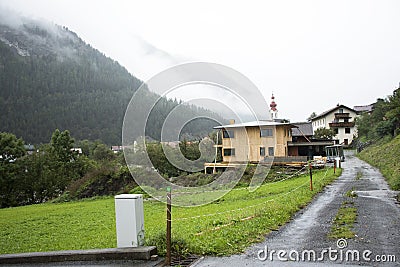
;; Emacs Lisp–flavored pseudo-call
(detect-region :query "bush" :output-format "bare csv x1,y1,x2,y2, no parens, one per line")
63,164,137,200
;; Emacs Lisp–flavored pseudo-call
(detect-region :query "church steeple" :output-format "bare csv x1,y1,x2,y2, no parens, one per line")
269,93,278,120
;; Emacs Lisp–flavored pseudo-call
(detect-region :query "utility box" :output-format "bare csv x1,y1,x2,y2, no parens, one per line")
115,194,145,248
335,157,341,168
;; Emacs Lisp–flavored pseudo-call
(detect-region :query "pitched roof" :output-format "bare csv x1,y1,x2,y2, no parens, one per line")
353,104,374,113
214,120,295,129
312,104,357,120
291,122,313,136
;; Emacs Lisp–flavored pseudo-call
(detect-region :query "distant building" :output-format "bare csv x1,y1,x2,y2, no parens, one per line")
71,148,82,154
111,146,123,153
112,143,138,153
160,141,180,149
311,104,358,146
24,144,35,155
353,104,374,115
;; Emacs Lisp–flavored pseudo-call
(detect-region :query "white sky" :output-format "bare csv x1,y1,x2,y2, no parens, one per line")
0,0,399,122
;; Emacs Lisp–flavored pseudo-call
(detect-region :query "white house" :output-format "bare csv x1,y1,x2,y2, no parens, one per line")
311,104,358,146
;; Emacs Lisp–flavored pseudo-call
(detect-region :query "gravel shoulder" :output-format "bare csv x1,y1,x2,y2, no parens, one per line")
197,151,400,266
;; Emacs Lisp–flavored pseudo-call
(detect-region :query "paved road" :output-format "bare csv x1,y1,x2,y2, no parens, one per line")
196,151,400,266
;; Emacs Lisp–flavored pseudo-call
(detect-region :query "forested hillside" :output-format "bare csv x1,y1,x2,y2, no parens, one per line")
0,16,220,144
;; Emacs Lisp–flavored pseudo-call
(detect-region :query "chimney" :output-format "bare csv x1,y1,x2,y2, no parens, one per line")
229,119,235,125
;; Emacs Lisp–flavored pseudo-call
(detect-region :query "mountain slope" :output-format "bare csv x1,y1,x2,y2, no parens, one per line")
0,15,220,144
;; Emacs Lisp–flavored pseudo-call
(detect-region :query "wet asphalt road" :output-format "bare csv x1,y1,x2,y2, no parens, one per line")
196,151,400,266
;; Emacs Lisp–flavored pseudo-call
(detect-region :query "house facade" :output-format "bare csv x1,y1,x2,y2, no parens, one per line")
311,104,358,146
215,121,293,163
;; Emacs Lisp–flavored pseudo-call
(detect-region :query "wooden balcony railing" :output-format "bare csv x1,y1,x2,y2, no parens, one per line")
334,112,351,119
329,122,355,127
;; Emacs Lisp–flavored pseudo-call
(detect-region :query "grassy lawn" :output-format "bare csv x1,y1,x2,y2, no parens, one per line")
0,168,341,256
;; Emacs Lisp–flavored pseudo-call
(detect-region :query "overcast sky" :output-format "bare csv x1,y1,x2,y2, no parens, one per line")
1,0,399,122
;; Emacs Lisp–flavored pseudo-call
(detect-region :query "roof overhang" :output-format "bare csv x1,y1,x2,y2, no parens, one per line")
287,141,335,147
214,120,298,129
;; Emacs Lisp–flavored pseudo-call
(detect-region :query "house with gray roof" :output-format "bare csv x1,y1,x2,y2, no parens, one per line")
311,104,358,146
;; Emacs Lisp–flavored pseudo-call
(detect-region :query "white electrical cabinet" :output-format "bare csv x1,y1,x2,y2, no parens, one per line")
115,194,145,248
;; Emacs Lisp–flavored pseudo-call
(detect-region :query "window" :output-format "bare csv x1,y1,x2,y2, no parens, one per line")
344,118,349,123
224,148,235,156
344,139,348,145
260,128,273,137
268,147,274,156
338,108,344,113
334,128,339,134
345,128,351,134
260,147,265,156
223,130,234,138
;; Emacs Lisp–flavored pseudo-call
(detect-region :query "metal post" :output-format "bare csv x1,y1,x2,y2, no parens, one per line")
333,159,336,174
213,130,219,174
309,163,313,191
166,187,171,266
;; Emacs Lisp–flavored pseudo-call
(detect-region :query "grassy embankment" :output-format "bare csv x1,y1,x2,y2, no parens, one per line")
0,168,341,256
358,135,400,197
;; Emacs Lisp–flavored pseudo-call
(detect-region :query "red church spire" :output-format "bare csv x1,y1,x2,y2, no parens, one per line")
270,93,277,111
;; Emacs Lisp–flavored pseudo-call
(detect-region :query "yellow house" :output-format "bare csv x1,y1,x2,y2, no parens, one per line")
215,120,294,163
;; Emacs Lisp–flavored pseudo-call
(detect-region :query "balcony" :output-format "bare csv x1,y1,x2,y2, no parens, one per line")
329,122,355,128
334,112,351,119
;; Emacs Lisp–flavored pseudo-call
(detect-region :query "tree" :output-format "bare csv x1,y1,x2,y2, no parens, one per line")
356,87,400,141
92,143,116,161
355,115,372,141
0,132,25,163
146,142,180,177
385,88,400,136
314,127,336,139
376,120,393,138
50,129,75,163
307,112,317,122
179,139,201,161
0,132,25,207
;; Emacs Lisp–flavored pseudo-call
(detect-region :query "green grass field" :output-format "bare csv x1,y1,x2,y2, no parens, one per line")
0,168,340,256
